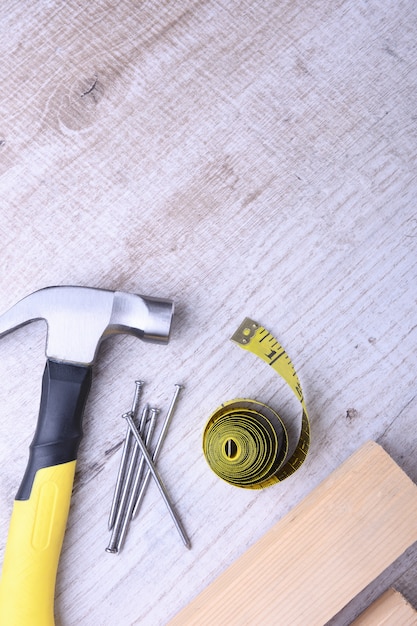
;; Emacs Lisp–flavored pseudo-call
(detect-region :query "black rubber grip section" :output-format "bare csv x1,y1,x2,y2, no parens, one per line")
16,359,92,500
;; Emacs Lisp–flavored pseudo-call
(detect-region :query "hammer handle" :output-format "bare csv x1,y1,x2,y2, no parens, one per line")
18,360,92,500
0,360,92,625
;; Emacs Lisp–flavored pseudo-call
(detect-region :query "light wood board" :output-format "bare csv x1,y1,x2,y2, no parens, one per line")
0,1,416,624
352,589,417,626
169,442,417,625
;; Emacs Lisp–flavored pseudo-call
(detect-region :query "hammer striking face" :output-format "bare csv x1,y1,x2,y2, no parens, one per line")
0,285,174,626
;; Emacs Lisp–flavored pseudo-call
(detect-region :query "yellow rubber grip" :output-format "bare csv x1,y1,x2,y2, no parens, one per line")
0,461,76,626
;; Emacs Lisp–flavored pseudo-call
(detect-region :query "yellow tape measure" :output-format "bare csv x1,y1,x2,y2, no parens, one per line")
203,318,310,489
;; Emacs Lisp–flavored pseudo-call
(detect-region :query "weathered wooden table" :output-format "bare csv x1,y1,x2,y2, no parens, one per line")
0,1,416,624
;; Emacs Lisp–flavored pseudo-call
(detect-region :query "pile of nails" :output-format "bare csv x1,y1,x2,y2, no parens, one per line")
106,380,190,554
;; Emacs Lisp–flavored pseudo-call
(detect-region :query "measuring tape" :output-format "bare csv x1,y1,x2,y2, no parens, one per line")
203,318,310,489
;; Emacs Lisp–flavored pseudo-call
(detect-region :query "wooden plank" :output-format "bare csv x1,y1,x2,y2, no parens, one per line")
351,589,417,626
327,542,417,625
169,442,417,626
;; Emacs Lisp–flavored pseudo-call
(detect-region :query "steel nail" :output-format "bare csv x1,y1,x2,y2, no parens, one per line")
106,404,149,553
132,384,183,519
131,380,145,417
108,380,144,531
116,408,159,552
123,411,191,550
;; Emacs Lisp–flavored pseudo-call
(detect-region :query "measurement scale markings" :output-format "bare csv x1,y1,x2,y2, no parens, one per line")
269,350,286,365
203,318,310,489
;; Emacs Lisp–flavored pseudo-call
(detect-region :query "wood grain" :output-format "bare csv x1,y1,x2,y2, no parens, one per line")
169,442,417,625
327,542,417,625
351,589,417,626
0,0,416,624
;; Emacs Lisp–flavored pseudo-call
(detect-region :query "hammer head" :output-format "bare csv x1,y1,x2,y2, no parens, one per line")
0,286,174,365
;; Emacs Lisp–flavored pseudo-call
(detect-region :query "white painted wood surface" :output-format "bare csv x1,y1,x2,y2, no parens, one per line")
0,1,416,624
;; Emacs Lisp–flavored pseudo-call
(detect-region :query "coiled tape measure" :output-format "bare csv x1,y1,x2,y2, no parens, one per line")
203,318,310,488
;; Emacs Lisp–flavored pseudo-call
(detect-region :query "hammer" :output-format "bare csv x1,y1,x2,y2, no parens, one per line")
0,286,174,625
